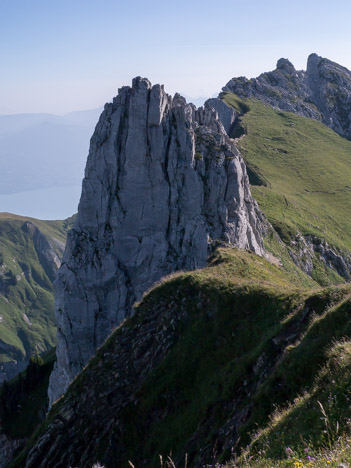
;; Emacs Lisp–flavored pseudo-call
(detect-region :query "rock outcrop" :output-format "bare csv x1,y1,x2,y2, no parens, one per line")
48,77,266,405
223,53,351,139
205,98,237,134
288,234,351,281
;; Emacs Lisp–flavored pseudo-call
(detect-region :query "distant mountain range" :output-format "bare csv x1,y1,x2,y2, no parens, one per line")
0,108,102,218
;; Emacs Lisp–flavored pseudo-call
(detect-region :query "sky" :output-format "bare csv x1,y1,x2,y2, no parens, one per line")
2,0,351,115
1,0,351,219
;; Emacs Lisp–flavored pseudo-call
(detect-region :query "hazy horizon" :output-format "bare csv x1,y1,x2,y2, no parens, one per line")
0,94,207,118
0,108,101,219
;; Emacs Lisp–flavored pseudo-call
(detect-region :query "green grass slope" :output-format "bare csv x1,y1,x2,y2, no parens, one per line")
222,93,351,285
11,247,351,468
225,312,351,467
0,213,72,378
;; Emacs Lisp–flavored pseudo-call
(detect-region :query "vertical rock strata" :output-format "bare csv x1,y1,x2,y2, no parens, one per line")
48,78,265,404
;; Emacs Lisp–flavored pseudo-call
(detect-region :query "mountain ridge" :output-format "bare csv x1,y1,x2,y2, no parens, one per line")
5,53,351,467
13,249,351,468
223,53,351,140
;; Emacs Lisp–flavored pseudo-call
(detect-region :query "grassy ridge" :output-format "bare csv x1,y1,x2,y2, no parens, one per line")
99,253,351,466
225,312,351,467
8,96,351,465
11,247,351,467
9,247,310,466
223,93,351,284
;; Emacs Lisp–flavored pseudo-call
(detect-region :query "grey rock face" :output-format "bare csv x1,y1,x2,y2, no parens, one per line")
224,53,351,139
306,54,351,138
289,234,351,281
205,98,237,134
48,77,265,405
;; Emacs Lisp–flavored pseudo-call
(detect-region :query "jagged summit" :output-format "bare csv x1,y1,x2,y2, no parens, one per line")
276,57,296,73
224,53,351,139
306,52,321,71
306,52,351,76
48,77,266,404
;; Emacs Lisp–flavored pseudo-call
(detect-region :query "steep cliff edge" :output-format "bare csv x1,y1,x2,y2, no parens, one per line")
224,53,351,140
48,77,266,405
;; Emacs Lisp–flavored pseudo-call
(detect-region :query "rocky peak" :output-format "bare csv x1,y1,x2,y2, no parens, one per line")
306,52,321,72
276,57,296,74
224,53,351,139
204,98,237,134
306,54,351,137
48,78,266,405
306,53,351,80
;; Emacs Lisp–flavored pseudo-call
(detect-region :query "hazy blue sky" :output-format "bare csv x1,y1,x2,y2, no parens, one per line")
2,0,351,114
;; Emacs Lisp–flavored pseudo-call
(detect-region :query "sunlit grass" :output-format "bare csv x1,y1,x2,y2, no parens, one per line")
223,93,351,285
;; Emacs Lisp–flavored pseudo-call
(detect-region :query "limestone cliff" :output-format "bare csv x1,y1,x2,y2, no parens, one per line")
224,53,351,140
48,77,265,405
